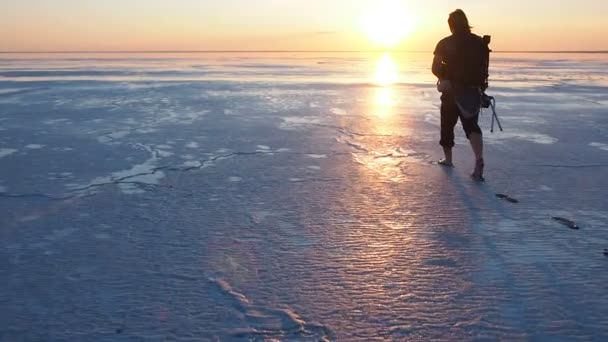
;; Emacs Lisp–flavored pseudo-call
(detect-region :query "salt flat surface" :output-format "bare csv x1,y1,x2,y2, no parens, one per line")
1,52,607,341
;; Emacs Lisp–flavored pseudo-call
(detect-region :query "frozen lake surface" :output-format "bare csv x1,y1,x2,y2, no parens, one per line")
1,52,608,341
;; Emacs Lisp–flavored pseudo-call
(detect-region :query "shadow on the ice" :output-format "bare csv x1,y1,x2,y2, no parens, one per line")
438,165,517,222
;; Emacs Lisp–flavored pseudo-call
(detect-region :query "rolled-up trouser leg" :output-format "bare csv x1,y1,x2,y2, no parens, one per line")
440,95,459,148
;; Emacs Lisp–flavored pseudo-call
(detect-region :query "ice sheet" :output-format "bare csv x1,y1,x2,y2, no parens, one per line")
1,52,607,341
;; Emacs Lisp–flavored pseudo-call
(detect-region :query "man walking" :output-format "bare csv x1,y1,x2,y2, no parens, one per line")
432,9,490,181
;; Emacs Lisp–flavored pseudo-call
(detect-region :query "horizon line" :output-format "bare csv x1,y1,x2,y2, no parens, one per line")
1,50,608,54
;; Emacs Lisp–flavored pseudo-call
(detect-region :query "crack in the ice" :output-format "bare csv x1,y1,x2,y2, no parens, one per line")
0,191,95,201
99,125,151,142
67,167,171,193
174,151,274,172
0,152,270,200
0,192,66,200
295,122,395,137
62,141,167,195
1,149,347,201
96,114,167,142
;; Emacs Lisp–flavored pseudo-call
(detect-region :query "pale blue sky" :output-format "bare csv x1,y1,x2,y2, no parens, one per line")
1,0,606,51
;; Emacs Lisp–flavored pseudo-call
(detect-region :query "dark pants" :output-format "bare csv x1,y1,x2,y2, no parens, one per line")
440,93,482,148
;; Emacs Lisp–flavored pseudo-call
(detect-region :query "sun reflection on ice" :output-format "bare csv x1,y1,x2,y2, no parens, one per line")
375,54,399,86
376,87,396,109
372,53,400,121
373,54,399,119
348,53,411,182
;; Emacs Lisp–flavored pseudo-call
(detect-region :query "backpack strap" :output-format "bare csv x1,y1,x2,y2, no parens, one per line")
482,35,492,90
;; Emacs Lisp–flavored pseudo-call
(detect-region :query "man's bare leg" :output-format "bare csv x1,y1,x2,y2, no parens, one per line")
469,132,484,179
439,146,453,166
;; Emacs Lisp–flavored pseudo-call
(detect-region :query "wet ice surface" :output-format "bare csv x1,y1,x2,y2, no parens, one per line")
1,52,608,341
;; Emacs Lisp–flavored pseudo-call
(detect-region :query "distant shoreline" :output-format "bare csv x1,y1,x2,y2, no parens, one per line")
1,50,607,54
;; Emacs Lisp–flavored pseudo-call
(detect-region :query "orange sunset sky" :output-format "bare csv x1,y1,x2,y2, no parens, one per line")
1,0,607,52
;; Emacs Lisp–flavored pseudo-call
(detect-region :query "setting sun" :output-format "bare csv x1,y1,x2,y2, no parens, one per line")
361,0,416,48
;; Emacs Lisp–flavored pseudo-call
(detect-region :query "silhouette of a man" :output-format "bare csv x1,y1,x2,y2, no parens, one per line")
432,9,489,181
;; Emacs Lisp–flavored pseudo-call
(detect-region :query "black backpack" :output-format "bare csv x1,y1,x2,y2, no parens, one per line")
445,33,491,89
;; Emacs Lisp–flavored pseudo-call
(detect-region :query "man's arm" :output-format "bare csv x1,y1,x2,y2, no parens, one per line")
432,54,445,79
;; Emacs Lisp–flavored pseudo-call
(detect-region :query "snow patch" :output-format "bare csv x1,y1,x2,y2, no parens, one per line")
279,116,322,131
158,150,174,157
68,148,164,195
330,107,348,116
0,88,27,95
0,148,18,158
53,147,74,152
590,142,608,151
137,128,158,134
491,131,558,145
42,118,70,125
25,144,45,149
307,154,327,159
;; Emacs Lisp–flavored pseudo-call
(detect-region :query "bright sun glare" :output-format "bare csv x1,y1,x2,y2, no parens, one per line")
362,0,415,48
373,54,399,117
375,54,399,85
